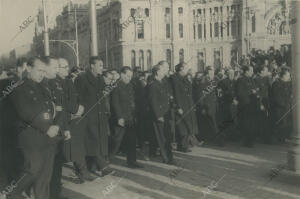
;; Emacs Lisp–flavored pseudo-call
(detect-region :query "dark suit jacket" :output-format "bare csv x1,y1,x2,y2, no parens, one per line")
10,78,55,150
170,73,198,135
148,79,171,119
74,70,109,156
236,76,257,106
111,81,135,123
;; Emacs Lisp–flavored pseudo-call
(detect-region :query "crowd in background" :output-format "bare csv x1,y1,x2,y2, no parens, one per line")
0,45,293,199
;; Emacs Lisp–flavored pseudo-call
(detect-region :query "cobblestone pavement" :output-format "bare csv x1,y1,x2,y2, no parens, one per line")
60,142,300,199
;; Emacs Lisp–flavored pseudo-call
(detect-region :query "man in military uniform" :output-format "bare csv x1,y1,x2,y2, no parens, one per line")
111,66,143,168
56,58,94,184
254,66,271,143
148,61,175,164
0,58,27,186
236,66,258,147
41,57,71,199
7,57,59,199
170,62,198,153
217,69,237,140
75,57,113,177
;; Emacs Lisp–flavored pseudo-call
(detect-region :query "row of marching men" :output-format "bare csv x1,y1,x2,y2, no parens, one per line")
0,56,202,199
0,55,292,199
191,64,292,148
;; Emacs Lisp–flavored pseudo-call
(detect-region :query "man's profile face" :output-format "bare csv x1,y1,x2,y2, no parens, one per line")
92,60,104,75
58,59,69,78
246,67,253,77
121,70,133,84
28,59,45,83
104,73,113,85
44,59,59,79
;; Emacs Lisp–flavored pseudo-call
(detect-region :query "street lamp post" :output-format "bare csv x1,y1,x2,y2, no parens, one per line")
287,0,300,174
75,8,80,67
42,0,50,56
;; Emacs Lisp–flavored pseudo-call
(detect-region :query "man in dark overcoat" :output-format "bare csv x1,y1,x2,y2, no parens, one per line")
270,68,292,143
236,66,258,147
111,66,143,168
74,57,113,177
170,62,198,152
148,61,175,164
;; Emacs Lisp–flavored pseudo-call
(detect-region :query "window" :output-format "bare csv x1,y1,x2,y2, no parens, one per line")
165,8,170,15
210,23,212,38
166,24,171,39
179,23,183,38
204,23,206,39
145,8,149,17
252,15,256,33
166,49,172,68
139,50,144,70
178,7,183,14
231,20,236,37
179,49,184,63
113,19,119,41
193,24,196,39
227,21,230,36
197,9,201,15
221,22,223,37
137,21,144,39
198,24,202,39
147,50,152,70
214,22,219,37
237,19,240,36
131,50,136,68
193,10,195,16
197,52,205,72
130,8,135,17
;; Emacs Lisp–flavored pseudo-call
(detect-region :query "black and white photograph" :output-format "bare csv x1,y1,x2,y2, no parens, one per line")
0,0,299,198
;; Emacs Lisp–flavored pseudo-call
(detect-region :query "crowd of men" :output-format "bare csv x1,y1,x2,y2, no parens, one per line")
0,46,293,199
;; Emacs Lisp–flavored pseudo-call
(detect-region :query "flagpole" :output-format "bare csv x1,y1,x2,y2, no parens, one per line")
89,0,98,56
42,0,50,56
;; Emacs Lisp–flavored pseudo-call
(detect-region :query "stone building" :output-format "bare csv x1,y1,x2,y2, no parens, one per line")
35,0,291,71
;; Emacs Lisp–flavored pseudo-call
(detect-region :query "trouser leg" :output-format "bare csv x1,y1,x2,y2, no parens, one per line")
50,144,64,199
110,127,125,157
153,121,169,162
34,146,55,199
124,126,137,164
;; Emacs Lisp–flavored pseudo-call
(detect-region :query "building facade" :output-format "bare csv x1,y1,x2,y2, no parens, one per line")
36,0,291,71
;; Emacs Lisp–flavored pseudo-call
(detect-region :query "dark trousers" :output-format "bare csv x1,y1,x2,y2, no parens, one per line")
9,146,55,199
50,143,64,199
152,114,173,162
86,155,108,172
176,133,189,150
239,104,256,146
111,125,137,164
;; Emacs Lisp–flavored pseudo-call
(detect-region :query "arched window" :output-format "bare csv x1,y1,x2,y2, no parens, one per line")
139,50,144,70
131,50,136,68
145,8,149,17
130,8,136,17
146,50,152,70
178,7,183,14
252,15,256,33
179,49,184,63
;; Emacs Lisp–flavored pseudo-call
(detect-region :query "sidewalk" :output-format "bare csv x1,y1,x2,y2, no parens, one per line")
61,142,300,199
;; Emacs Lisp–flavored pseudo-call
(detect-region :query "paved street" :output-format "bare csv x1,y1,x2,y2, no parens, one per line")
61,142,300,199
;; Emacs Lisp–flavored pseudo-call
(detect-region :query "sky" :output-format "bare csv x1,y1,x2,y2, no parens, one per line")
0,0,85,56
